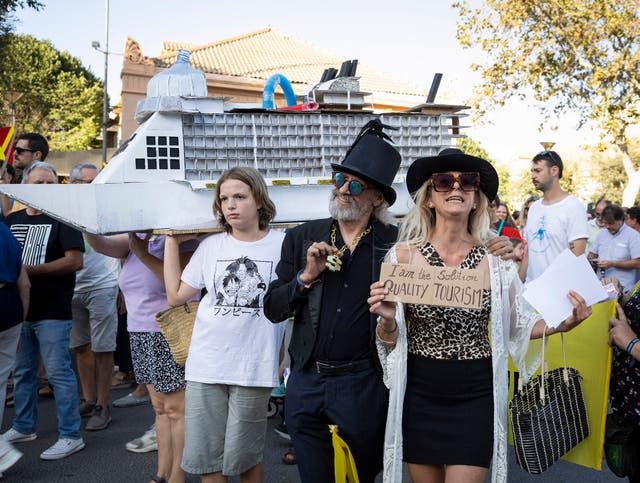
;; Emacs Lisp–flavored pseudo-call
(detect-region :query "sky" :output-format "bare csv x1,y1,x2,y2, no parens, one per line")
12,0,595,164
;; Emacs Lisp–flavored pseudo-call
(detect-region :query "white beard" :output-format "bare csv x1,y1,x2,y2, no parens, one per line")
328,190,371,221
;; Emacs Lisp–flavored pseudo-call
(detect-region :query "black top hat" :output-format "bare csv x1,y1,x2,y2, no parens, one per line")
331,120,401,205
406,148,499,200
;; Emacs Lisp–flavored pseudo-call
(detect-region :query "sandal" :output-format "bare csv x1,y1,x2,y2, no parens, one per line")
111,371,135,389
281,448,297,465
150,476,167,483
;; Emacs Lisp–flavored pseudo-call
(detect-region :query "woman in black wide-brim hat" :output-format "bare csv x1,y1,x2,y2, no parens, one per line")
367,148,592,483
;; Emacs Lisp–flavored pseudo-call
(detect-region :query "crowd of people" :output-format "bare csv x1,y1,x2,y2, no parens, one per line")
1,127,640,483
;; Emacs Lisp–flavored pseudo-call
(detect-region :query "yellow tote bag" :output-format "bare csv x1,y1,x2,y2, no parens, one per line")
329,425,360,483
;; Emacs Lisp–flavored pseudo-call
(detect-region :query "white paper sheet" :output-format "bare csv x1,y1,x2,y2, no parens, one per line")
523,248,609,328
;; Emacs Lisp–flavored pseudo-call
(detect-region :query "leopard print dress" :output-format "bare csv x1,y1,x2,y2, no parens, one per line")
402,242,494,468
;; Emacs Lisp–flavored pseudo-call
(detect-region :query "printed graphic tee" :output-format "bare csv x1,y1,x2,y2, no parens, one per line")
181,230,286,387
6,210,84,321
524,195,588,283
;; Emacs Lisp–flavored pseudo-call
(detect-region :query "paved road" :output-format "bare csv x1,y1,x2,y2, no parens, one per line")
0,386,625,482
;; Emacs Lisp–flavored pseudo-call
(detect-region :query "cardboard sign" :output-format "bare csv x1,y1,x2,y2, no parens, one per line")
380,262,485,309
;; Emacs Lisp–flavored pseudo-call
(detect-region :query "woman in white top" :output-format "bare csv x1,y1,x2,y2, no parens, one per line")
164,167,286,483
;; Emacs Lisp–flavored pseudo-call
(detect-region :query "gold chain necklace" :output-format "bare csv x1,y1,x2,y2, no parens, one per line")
325,223,372,272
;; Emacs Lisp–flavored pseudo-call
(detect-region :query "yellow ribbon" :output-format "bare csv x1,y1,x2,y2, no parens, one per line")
329,424,360,483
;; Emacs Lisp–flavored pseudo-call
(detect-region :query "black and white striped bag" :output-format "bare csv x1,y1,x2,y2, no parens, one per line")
509,331,590,474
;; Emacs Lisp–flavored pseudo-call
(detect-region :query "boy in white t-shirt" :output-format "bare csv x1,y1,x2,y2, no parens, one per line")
164,167,287,481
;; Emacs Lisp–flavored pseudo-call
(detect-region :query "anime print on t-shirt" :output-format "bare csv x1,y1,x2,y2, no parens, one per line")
214,256,272,309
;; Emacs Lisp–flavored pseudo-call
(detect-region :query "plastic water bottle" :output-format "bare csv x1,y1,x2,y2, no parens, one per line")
146,49,208,98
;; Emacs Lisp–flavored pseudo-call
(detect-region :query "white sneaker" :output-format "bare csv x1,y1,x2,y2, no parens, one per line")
0,440,23,472
1,428,36,443
39,437,85,460
125,425,157,453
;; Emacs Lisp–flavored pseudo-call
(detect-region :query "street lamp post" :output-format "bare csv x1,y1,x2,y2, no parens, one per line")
4,90,24,127
92,0,110,166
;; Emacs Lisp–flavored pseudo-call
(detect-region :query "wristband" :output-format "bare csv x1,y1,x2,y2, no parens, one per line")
296,269,319,290
626,337,639,368
626,337,639,355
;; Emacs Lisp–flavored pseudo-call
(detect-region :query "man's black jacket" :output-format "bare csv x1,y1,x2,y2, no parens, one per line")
264,217,398,372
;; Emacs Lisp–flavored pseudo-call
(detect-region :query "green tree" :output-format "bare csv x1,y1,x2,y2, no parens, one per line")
457,137,492,161
0,0,42,41
454,1,640,205
508,157,580,205
504,165,537,210
589,139,640,206
0,34,104,150
458,137,516,206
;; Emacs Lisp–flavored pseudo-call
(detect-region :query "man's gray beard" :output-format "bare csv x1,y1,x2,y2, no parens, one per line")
328,190,370,222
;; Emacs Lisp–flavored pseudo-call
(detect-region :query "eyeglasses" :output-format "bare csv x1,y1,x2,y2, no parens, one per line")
431,172,480,192
14,147,37,155
332,172,367,196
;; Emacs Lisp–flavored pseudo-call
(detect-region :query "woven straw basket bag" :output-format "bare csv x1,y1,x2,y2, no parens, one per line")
155,302,199,366
509,331,589,474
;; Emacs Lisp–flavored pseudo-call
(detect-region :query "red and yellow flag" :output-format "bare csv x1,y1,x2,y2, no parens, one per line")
0,126,15,163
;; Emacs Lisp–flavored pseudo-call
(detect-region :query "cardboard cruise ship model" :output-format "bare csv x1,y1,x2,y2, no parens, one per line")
0,51,468,234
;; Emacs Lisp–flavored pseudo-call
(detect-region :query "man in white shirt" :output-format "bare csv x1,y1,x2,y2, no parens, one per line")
586,198,611,253
588,204,640,292
522,150,589,282
68,164,119,432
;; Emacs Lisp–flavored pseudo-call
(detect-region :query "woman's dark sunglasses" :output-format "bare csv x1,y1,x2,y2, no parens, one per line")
431,172,480,192
332,172,367,196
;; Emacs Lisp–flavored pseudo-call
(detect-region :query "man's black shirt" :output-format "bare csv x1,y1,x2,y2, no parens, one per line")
313,225,373,362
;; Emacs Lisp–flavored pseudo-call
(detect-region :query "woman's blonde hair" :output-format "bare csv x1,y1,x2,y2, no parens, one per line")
213,167,276,232
397,177,494,247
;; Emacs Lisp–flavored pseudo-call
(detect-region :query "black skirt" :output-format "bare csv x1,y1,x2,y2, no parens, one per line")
403,352,493,468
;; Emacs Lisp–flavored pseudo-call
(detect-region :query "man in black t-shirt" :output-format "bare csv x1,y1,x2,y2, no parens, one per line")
1,161,86,461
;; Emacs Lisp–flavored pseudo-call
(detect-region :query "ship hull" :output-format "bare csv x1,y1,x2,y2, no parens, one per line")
0,181,413,234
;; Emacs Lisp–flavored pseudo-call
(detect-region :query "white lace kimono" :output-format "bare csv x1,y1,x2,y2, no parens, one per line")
377,250,544,483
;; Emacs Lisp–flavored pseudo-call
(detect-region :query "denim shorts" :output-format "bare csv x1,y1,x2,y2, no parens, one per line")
181,381,271,475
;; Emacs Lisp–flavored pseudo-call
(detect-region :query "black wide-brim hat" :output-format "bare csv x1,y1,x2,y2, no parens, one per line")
406,148,499,200
331,120,401,206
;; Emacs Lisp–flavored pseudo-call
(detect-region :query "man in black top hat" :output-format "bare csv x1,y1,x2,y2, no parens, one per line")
264,120,399,482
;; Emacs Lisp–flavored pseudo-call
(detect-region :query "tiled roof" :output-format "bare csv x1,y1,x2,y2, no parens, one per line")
156,28,427,97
